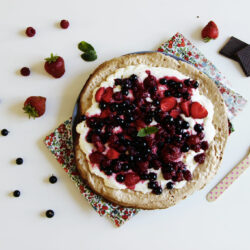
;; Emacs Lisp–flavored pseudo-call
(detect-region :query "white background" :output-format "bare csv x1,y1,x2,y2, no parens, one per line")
0,0,249,249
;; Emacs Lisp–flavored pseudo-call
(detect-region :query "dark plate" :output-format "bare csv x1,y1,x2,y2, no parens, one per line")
71,51,187,142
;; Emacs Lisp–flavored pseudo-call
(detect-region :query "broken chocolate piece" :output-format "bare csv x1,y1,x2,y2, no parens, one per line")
219,36,248,60
236,45,250,77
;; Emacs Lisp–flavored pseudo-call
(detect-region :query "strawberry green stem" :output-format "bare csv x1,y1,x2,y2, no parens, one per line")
45,53,59,63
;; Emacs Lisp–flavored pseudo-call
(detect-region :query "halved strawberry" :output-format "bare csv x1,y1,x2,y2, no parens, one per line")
160,97,176,112
190,102,208,119
106,148,120,159
89,152,105,164
170,107,181,118
95,87,105,102
102,87,113,103
124,172,140,188
180,101,191,116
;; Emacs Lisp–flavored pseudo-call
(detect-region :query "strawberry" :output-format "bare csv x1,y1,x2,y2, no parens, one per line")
180,101,191,116
160,97,176,112
102,87,113,103
23,96,46,118
106,148,120,160
89,152,105,164
100,109,111,118
169,107,181,118
124,172,140,187
44,53,65,78
201,21,219,42
190,102,208,119
95,87,105,102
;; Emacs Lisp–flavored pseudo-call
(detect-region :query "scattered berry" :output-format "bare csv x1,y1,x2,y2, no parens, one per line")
44,53,65,78
20,67,30,76
25,27,36,37
49,175,57,184
45,209,54,218
16,158,23,165
60,20,69,29
201,21,219,42
23,96,46,118
1,129,9,136
13,190,21,197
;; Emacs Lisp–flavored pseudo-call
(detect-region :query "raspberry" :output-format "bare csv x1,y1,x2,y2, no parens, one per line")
183,170,192,181
194,153,206,164
201,141,209,151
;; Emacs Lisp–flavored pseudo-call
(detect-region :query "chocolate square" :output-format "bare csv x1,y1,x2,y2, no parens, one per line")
219,36,248,60
236,45,250,77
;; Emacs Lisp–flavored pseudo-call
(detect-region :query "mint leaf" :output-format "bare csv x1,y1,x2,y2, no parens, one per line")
78,41,95,53
137,126,158,137
81,50,97,61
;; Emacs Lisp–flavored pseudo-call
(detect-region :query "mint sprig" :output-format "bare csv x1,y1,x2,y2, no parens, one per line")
78,41,97,62
137,126,158,137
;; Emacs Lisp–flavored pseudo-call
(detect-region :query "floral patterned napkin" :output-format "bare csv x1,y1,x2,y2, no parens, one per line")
44,33,247,227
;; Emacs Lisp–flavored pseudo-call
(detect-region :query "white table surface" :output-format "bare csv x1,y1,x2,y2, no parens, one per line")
0,0,250,249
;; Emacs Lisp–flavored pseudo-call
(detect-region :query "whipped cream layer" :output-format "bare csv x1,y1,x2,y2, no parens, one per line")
76,65,215,193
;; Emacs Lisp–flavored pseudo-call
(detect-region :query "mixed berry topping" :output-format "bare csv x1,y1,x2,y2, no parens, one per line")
83,72,209,194
25,27,36,37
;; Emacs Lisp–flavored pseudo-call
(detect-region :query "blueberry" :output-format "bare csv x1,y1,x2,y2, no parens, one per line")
165,115,174,124
99,102,107,110
140,173,149,180
182,92,190,100
80,115,86,122
13,190,20,197
182,132,190,139
181,121,190,129
46,210,54,218
49,175,57,184
167,80,176,87
173,92,182,98
130,74,138,82
115,79,122,86
165,137,172,144
164,90,171,97
105,168,113,176
175,127,183,135
184,79,190,86
166,182,174,189
153,186,162,195
173,135,182,143
149,172,157,181
126,116,135,123
86,131,94,143
153,99,160,106
192,81,199,89
159,78,168,85
194,124,203,133
174,118,182,127
181,144,190,152
148,181,157,189
116,174,125,183
122,163,130,171
16,158,23,165
124,79,132,89
122,88,129,96
145,116,153,125
1,129,9,136
128,155,134,162
135,155,142,161
175,82,183,89
124,140,131,146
